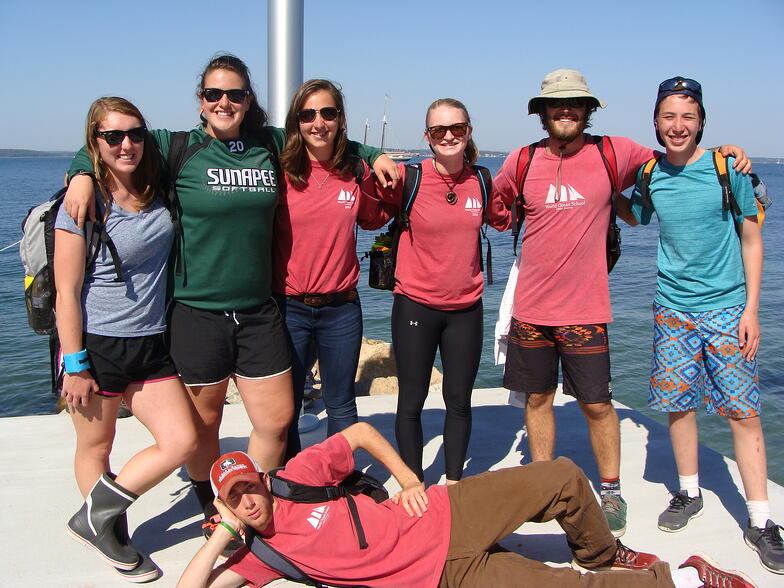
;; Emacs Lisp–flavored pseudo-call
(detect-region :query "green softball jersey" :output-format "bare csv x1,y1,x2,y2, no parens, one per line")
68,126,381,311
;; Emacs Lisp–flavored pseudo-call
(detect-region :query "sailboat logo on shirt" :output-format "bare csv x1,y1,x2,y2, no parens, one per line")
464,196,482,217
307,505,330,530
544,184,586,210
337,189,356,209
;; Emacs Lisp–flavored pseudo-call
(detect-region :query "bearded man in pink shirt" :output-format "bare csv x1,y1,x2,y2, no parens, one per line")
492,69,750,538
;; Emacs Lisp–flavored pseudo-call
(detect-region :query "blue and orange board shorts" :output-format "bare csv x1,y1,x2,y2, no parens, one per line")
649,304,759,418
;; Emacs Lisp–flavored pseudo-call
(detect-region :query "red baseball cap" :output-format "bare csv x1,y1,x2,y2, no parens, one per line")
210,451,263,500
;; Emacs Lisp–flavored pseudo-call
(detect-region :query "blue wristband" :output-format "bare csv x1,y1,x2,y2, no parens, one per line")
63,349,91,374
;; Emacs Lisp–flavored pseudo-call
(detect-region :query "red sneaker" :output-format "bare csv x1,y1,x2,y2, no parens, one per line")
572,539,661,572
679,554,757,588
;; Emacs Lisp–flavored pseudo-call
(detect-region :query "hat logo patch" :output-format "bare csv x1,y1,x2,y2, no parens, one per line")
220,458,237,470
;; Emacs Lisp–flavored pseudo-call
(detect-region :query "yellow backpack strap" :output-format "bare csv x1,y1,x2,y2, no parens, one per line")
638,156,659,208
712,151,742,216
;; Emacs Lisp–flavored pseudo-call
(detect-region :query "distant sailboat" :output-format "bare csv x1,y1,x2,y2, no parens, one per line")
380,95,414,162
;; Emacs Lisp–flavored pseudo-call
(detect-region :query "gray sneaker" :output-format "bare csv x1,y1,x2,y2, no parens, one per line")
601,494,627,538
744,519,784,574
658,490,703,532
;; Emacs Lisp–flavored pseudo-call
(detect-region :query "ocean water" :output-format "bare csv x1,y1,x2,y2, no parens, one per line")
1,156,782,484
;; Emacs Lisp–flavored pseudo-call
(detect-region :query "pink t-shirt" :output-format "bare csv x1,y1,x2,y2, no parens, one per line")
223,434,452,588
381,159,510,310
493,135,653,325
273,160,391,295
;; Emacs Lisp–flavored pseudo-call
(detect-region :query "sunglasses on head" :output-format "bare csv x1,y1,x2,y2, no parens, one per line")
95,127,147,146
297,107,341,123
426,123,470,141
658,77,702,96
547,97,588,109
201,88,250,104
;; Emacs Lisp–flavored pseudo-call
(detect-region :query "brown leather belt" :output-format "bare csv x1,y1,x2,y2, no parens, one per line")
289,289,358,308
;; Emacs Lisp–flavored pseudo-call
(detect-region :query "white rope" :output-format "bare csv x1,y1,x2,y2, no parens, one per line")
0,239,21,252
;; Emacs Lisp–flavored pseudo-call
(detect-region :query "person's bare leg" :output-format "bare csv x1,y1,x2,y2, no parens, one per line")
237,370,294,471
114,378,198,495
525,390,557,461
728,415,768,501
579,400,620,479
70,395,122,496
668,410,699,478
184,379,230,480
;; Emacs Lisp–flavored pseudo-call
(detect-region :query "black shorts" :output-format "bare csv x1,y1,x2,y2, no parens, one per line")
503,319,612,403
80,332,179,397
168,299,291,386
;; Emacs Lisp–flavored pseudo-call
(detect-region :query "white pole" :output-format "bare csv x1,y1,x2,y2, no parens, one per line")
267,0,304,127
268,0,319,434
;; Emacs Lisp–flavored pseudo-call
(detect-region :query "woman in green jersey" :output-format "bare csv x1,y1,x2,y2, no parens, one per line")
63,54,398,553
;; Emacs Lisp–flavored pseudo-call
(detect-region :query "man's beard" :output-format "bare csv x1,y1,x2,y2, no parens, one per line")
545,115,588,144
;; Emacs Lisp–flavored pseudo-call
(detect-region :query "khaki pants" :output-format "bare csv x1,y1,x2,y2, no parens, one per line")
438,458,674,587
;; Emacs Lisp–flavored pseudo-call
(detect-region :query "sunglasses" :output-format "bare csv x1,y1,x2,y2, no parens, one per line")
658,77,702,97
426,123,470,141
201,88,250,104
297,107,341,123
95,127,147,147
546,98,589,109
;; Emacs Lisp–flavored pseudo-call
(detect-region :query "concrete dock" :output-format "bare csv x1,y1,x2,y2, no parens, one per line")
2,388,782,587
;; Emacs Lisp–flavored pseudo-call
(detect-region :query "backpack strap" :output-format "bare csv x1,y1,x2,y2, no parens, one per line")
593,136,619,197
246,531,324,587
89,191,124,283
512,142,538,255
267,469,370,550
399,163,422,230
165,131,213,282
473,164,493,285
638,156,660,209
713,151,742,217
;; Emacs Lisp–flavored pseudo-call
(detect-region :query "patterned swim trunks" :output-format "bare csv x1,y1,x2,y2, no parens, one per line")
649,304,759,418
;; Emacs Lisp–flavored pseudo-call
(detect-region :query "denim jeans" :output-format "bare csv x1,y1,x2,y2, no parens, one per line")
277,296,362,455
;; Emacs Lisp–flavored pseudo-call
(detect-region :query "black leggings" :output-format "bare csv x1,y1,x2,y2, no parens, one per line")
392,294,483,481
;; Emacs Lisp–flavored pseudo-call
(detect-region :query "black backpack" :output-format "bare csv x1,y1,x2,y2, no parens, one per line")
246,469,389,587
368,163,494,290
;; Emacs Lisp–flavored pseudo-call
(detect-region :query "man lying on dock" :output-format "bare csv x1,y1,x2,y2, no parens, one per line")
178,422,756,587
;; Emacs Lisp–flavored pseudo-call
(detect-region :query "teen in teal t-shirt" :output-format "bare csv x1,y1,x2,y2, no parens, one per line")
630,152,757,312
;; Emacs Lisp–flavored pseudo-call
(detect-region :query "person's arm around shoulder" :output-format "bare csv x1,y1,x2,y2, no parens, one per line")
357,163,396,230
615,194,639,227
738,215,762,361
339,422,428,517
177,500,248,588
716,145,751,174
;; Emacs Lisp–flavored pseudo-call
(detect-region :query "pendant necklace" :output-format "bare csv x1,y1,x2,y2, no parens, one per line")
433,160,465,204
312,169,331,190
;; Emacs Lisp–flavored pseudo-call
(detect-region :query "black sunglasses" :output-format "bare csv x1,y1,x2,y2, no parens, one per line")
297,107,341,123
658,77,702,96
201,88,250,104
546,98,589,109
95,127,147,146
426,123,470,141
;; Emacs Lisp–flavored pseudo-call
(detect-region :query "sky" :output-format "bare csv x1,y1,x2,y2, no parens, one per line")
1,0,782,156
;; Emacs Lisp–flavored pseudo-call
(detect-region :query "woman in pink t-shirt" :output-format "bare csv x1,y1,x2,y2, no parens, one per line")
383,99,509,483
273,80,392,456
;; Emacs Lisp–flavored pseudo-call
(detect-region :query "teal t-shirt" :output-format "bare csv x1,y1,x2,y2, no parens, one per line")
630,152,757,312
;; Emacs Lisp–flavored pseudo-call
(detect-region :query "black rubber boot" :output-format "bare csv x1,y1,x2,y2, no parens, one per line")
112,514,161,583
67,473,141,570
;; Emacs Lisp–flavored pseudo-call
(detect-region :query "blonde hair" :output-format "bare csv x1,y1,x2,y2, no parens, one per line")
425,98,478,166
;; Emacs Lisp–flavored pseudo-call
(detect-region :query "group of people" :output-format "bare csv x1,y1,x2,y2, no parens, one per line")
51,54,780,587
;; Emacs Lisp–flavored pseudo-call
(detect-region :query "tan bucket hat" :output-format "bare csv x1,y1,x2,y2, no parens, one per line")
527,69,607,114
